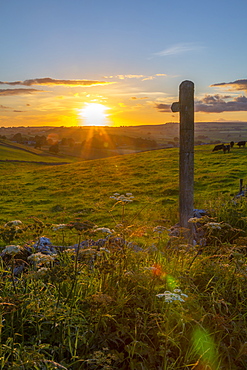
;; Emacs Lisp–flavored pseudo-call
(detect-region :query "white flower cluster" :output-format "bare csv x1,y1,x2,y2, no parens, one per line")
110,193,134,203
204,222,222,230
2,245,22,256
94,227,114,234
156,289,188,303
188,217,200,224
4,220,22,227
99,247,110,254
52,224,68,231
28,252,55,266
153,226,167,234
36,267,49,277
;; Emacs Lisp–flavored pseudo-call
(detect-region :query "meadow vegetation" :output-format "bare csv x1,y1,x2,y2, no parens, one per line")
1,144,247,369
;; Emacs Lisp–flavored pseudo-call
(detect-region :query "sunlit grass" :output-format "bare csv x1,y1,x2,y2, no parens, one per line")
1,144,247,368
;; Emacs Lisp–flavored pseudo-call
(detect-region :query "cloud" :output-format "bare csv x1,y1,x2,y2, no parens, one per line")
195,94,247,113
13,110,25,112
0,104,11,109
104,73,166,81
0,78,113,87
211,79,247,92
131,96,148,100
105,74,144,80
0,88,41,96
155,103,171,112
154,94,247,113
154,42,204,56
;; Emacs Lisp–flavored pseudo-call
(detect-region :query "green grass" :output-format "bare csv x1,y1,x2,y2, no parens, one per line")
1,144,246,226
0,140,77,163
1,144,247,369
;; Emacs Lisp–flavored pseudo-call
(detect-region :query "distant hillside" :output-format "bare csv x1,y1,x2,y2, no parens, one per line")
0,139,76,164
1,121,247,160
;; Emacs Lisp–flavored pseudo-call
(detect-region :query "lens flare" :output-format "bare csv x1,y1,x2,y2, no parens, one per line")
192,326,219,369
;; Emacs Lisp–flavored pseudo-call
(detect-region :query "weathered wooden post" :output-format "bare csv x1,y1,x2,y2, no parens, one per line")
171,80,194,228
239,179,243,194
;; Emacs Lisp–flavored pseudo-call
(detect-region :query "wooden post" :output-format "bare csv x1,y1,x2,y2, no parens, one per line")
239,179,243,194
171,80,194,228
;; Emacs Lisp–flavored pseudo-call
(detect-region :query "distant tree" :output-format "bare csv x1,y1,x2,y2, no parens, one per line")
67,138,75,148
12,133,23,143
49,143,59,154
34,135,47,149
61,138,68,146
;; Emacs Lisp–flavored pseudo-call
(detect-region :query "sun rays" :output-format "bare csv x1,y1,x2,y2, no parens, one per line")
79,103,110,127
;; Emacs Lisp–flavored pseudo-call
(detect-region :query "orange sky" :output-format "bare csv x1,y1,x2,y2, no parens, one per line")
1,76,247,127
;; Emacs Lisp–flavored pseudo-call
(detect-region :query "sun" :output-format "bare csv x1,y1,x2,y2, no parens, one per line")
79,103,110,126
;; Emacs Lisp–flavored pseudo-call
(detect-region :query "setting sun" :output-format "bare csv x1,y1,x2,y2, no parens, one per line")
79,103,110,126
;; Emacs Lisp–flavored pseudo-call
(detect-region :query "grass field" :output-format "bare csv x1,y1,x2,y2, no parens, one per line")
1,143,247,369
0,140,78,163
0,144,246,227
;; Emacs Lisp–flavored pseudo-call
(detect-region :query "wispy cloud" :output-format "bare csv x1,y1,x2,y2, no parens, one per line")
154,42,204,57
211,79,247,92
0,104,11,109
154,103,171,112
0,88,41,96
104,74,166,81
0,77,113,87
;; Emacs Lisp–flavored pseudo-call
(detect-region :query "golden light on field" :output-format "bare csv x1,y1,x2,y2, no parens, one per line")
79,103,110,126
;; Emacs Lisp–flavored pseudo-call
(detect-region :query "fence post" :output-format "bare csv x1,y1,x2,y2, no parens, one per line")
239,179,243,194
171,80,194,228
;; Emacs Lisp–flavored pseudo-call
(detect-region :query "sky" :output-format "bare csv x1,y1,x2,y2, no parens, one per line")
1,0,247,127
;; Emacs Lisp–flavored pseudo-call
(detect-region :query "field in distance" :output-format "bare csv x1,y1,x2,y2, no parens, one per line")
0,138,79,164
1,121,247,160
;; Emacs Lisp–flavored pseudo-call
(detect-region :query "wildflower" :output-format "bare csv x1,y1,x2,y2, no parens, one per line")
156,289,188,302
153,225,167,233
205,222,222,230
110,193,134,203
99,247,110,253
188,217,200,224
152,263,163,277
124,271,134,276
4,220,22,227
28,252,55,266
94,227,114,234
37,237,52,245
35,267,49,277
52,224,68,231
148,263,165,277
2,245,22,256
64,248,75,254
